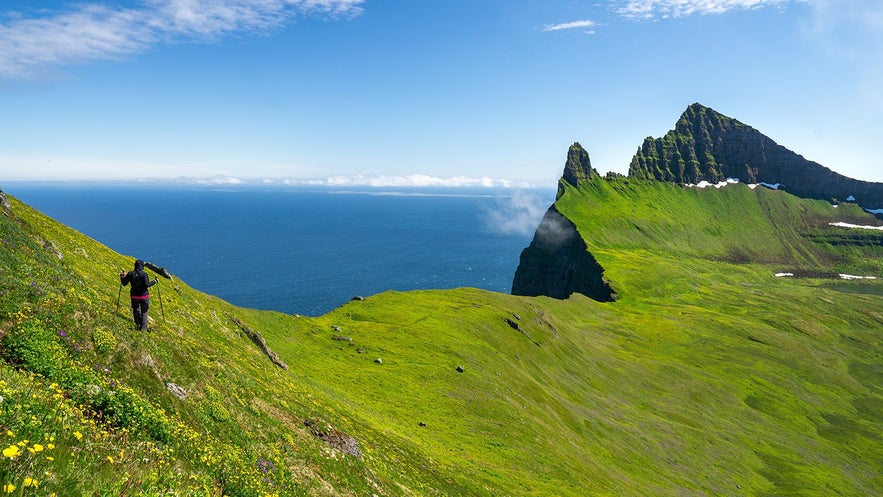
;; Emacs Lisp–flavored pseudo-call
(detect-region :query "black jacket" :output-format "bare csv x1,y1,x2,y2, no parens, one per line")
121,260,156,297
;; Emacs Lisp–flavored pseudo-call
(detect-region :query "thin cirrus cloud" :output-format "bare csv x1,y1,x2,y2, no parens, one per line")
542,19,596,32
542,1,800,34
0,0,364,80
614,0,797,20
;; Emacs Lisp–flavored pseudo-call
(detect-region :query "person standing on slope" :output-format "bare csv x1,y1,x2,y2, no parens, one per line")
120,259,157,331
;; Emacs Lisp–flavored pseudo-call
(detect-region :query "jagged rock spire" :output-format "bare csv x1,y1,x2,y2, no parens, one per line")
561,142,598,194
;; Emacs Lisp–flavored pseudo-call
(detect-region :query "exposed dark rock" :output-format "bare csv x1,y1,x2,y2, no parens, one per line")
512,206,615,302
629,103,883,209
374,357,383,364
304,418,362,459
144,261,172,280
351,295,364,301
228,315,289,370
504,317,542,347
332,335,352,342
456,366,465,373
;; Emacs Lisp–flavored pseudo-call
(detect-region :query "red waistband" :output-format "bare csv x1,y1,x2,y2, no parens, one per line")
130,295,149,300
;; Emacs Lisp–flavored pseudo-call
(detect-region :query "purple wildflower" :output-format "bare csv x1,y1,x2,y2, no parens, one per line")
257,457,275,474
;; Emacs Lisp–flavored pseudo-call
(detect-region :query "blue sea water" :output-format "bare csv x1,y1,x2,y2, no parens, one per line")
8,184,553,316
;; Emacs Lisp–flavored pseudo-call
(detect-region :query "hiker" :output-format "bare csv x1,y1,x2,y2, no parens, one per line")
119,259,158,331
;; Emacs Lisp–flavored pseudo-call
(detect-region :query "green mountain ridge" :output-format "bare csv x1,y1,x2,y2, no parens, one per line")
628,103,883,210
1,125,882,494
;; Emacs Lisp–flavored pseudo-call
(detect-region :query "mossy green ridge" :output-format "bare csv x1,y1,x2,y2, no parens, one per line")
628,103,883,209
1,174,882,496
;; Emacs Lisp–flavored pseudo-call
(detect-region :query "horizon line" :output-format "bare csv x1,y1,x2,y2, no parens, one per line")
2,174,559,190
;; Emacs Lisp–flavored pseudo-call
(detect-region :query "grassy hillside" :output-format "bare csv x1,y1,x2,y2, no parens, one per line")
1,180,881,496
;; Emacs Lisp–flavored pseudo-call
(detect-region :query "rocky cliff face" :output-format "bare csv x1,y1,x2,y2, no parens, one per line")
514,106,883,302
512,143,614,302
628,103,883,209
511,207,614,301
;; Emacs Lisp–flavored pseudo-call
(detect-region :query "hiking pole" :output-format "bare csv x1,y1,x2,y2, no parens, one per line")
155,278,166,323
116,280,123,313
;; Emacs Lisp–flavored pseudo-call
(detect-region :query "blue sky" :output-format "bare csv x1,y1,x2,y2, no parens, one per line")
1,0,881,187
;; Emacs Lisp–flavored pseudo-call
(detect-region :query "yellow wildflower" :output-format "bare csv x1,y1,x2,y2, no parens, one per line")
22,477,38,488
107,456,114,464
73,431,83,440
2,445,19,458
31,444,43,452
4,431,12,437
46,444,55,450
2,484,14,493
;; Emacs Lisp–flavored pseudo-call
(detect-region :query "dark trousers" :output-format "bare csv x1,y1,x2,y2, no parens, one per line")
131,297,150,330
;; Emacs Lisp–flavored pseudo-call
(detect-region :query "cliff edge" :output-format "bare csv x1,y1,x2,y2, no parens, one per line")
512,143,615,302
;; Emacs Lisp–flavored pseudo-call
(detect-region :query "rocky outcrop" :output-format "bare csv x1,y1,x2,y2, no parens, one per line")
511,206,614,302
0,187,10,211
144,261,172,280
628,103,883,209
229,315,288,370
304,417,362,459
166,382,187,400
560,142,599,194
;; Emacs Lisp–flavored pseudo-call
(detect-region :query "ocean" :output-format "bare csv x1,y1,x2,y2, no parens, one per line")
7,183,554,316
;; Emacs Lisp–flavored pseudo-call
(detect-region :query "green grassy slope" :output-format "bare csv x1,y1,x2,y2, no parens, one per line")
1,179,881,496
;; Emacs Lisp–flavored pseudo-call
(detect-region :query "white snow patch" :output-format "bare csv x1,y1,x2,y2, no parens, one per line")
775,273,794,277
846,195,856,201
839,274,878,280
829,222,883,231
688,178,739,189
747,182,781,190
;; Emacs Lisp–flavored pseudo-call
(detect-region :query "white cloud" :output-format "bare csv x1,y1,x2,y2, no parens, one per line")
314,174,528,188
615,0,796,20
542,19,596,31
192,175,244,185
481,190,549,236
0,0,364,80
